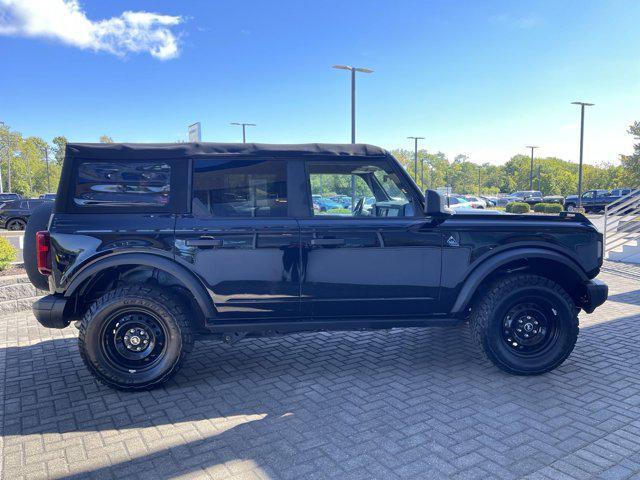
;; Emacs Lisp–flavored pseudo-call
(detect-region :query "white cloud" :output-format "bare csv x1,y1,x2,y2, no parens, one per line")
0,0,182,60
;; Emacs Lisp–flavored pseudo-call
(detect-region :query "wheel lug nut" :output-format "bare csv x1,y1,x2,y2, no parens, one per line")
524,334,529,338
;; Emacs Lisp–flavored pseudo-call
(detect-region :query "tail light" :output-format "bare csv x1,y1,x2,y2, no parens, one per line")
36,231,52,275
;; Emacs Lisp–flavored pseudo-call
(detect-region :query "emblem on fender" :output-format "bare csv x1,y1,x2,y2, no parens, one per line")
446,235,459,247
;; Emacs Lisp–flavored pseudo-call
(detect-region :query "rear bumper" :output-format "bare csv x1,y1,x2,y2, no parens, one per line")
580,279,608,314
33,294,70,329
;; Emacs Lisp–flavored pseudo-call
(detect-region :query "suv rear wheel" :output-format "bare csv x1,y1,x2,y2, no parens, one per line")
470,274,579,375
78,284,194,390
6,218,26,230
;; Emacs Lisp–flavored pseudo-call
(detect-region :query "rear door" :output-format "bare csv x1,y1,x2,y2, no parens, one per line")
174,157,301,320
298,157,442,319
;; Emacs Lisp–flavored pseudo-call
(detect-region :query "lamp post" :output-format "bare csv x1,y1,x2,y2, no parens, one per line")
230,122,256,143
525,146,538,190
333,65,373,143
407,136,424,186
571,101,594,209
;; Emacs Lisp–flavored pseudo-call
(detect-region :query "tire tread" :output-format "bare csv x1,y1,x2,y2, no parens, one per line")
78,284,194,391
470,274,579,375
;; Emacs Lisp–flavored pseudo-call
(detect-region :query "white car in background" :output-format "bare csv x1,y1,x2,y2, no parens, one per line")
445,195,473,210
463,195,487,209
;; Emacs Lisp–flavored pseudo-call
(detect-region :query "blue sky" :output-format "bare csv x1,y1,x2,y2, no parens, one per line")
1,0,638,165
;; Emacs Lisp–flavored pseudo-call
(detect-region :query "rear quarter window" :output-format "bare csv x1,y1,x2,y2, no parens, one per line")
73,161,171,209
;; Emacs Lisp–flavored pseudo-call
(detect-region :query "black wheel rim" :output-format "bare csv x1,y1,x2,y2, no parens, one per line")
8,220,23,230
501,299,560,356
100,309,167,373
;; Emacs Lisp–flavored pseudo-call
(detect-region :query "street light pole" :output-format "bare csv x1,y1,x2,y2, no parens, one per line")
230,122,256,143
333,65,373,144
525,146,538,190
407,136,424,186
571,101,594,209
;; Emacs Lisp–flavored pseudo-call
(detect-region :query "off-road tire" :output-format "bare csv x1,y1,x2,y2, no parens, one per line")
24,203,53,290
78,284,194,391
470,274,579,375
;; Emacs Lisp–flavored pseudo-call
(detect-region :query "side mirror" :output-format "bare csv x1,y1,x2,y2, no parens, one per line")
424,189,448,215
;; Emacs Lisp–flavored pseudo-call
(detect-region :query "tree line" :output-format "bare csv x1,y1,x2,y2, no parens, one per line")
0,126,117,197
0,122,638,198
393,121,639,196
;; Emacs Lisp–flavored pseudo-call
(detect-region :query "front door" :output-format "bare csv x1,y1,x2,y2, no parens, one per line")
299,157,442,318
175,157,301,320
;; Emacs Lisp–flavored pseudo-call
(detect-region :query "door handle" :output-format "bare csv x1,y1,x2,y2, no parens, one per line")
310,238,345,246
185,237,223,247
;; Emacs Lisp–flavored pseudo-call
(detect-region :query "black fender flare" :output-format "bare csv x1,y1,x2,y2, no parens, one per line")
450,247,588,314
64,252,216,319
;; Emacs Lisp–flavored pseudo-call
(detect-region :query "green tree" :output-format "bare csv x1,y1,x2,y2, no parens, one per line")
620,121,640,186
0,125,63,196
52,136,67,165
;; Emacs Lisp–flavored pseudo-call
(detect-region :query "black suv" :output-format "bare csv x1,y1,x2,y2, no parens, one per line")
28,143,608,390
0,198,51,230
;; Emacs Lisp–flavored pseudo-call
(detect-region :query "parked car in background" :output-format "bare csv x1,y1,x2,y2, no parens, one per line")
564,189,614,213
495,196,513,207
39,193,56,200
330,195,353,208
543,195,565,206
609,188,636,197
0,198,53,230
312,195,343,212
480,196,498,207
509,191,543,206
463,195,486,209
0,193,22,202
445,195,472,209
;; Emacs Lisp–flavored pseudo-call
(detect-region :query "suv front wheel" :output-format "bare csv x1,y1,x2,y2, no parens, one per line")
78,285,194,390
471,274,579,375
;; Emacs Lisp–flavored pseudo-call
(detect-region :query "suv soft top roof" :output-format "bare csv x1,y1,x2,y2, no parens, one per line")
66,143,389,160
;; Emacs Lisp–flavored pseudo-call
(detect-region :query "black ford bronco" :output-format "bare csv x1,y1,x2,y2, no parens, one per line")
26,143,608,390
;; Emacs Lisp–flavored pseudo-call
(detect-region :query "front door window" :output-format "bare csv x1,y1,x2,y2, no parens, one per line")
307,160,416,217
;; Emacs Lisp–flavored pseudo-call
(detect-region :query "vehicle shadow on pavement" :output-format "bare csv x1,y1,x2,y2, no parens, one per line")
607,289,640,306
4,315,640,479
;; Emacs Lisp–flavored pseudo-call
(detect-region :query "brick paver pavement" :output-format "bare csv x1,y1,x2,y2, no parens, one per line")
2,261,640,480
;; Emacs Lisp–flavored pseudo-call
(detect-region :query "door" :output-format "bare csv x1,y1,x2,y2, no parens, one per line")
175,157,301,320
299,157,442,318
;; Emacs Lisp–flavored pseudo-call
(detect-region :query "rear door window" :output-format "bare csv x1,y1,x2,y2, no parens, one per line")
74,161,171,208
192,158,288,217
